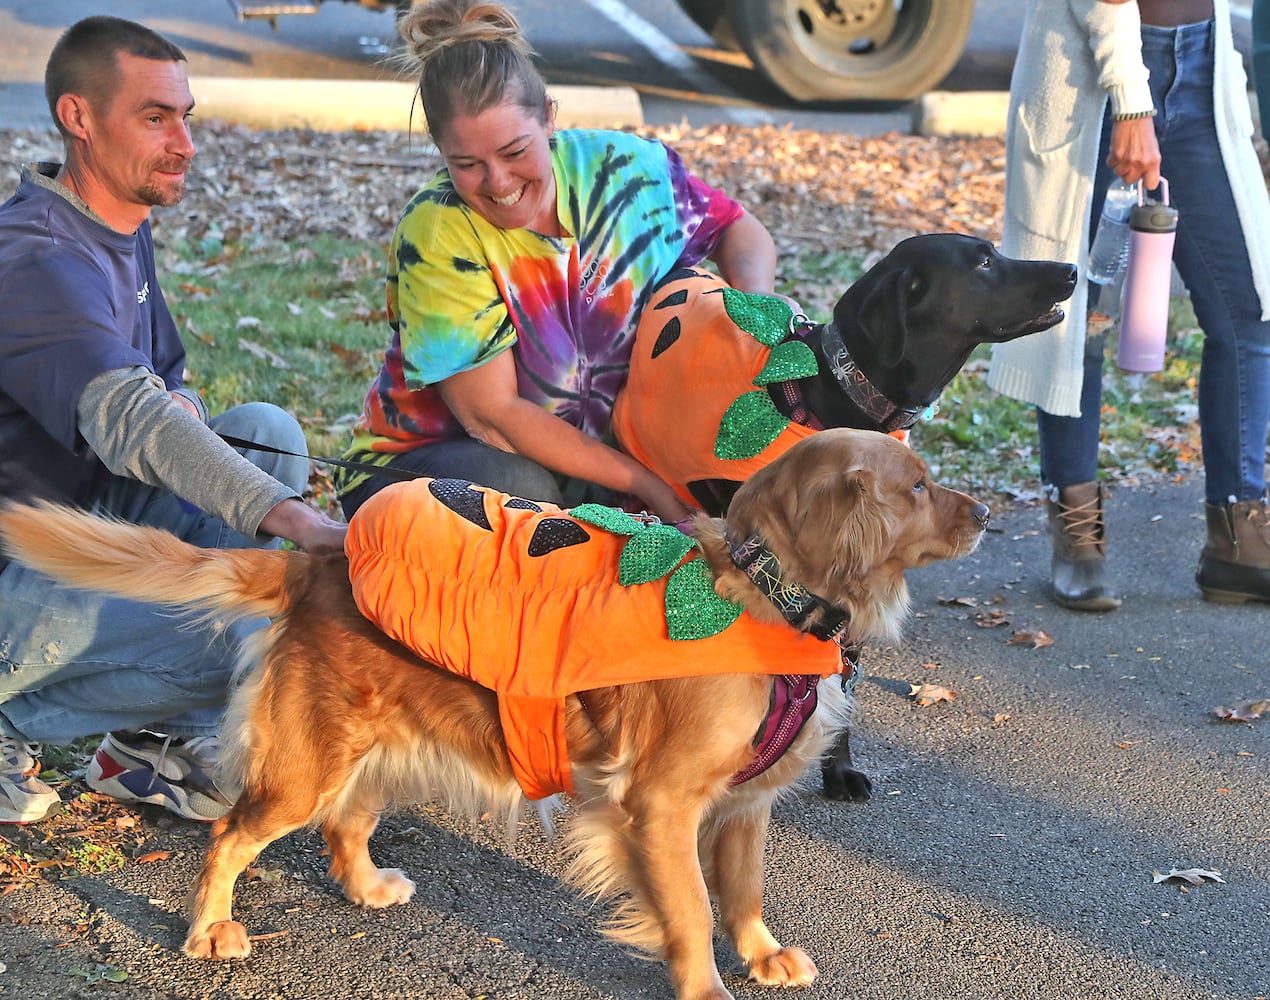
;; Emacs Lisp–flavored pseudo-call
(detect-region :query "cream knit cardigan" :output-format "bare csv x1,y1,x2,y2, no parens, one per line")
987,0,1270,417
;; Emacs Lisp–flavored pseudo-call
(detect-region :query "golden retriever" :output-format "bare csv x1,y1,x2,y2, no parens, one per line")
0,429,988,1000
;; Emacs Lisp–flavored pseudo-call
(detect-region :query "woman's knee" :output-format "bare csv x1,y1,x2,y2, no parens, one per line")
339,444,563,521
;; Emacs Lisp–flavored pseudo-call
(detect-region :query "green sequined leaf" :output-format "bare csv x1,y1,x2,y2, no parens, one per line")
569,504,642,536
618,525,695,585
722,287,794,347
715,391,790,460
664,560,743,640
754,339,819,386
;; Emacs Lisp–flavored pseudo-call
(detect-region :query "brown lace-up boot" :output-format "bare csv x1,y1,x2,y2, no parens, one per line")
1195,497,1270,604
1046,481,1122,611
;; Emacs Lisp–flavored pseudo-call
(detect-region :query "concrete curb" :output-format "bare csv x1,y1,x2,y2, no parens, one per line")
914,90,1010,138
917,89,1264,141
188,77,644,133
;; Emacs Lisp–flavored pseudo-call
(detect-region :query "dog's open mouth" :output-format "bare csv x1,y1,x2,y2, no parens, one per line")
993,304,1067,340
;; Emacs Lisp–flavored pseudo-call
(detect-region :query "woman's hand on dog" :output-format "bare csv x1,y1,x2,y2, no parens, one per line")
632,469,696,526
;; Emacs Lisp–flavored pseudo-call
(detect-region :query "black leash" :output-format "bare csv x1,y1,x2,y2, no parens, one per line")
217,433,423,484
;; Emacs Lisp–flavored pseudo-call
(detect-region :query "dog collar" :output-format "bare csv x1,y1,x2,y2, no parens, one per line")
727,531,863,688
817,322,933,433
722,533,866,786
727,532,849,640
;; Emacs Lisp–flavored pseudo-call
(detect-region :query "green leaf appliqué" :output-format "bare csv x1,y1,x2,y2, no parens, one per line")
721,287,794,347
665,560,743,640
754,339,819,385
715,391,790,459
570,504,643,536
618,524,695,585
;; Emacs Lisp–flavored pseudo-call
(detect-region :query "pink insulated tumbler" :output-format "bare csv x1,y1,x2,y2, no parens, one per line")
1116,178,1179,373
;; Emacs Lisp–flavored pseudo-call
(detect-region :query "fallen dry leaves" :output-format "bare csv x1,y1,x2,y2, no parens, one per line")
1212,698,1270,722
1152,867,1226,886
909,683,957,707
1007,628,1055,649
974,607,1010,629
0,121,1011,283
0,780,191,895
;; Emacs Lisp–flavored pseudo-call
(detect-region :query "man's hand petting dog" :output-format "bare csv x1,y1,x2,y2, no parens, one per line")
0,429,988,1000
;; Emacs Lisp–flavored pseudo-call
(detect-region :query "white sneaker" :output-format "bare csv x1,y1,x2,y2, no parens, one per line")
85,731,234,822
0,738,62,824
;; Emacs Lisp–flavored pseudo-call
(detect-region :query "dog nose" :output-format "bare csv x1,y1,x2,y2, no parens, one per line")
971,503,990,528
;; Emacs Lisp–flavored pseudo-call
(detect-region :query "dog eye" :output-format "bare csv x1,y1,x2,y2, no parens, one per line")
913,479,926,494
977,255,994,270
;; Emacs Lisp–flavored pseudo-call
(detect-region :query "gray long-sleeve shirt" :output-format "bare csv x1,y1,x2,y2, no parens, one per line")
78,366,297,539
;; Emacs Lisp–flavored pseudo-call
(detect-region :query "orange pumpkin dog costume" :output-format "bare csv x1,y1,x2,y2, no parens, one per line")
611,267,908,510
345,478,843,799
611,267,818,510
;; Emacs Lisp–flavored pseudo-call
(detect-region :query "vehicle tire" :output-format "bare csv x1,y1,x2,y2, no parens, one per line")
729,0,975,102
677,0,741,50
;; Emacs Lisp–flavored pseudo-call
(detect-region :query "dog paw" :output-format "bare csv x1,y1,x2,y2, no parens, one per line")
820,763,873,802
349,868,416,909
183,920,251,960
747,946,817,988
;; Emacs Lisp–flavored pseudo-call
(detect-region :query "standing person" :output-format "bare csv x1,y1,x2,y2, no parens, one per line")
988,0,1270,610
0,16,347,824
335,0,787,523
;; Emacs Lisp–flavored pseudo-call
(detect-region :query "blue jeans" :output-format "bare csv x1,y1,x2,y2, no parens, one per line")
1038,19,1270,505
0,403,310,744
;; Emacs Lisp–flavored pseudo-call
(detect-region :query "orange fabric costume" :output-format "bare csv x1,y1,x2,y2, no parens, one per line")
345,478,842,799
611,268,906,509
611,267,817,509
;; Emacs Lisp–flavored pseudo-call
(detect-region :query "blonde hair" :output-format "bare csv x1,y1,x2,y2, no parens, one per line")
397,0,549,143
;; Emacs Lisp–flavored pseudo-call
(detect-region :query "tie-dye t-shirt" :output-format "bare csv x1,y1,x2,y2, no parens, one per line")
336,129,743,493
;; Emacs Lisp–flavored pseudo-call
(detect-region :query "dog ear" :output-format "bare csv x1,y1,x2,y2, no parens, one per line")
780,463,892,585
824,467,893,579
854,268,914,369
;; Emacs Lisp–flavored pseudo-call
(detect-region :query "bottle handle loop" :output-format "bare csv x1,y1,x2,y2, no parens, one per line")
1137,176,1170,206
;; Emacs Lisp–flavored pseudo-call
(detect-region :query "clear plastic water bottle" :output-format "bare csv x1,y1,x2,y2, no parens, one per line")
1087,180,1137,285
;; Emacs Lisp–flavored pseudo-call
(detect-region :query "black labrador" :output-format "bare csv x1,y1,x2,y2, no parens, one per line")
613,233,1077,801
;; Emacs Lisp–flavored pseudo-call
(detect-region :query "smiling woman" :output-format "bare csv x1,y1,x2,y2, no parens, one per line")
334,0,787,524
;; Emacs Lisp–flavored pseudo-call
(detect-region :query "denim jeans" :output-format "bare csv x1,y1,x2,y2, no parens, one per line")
1038,19,1270,505
0,402,310,743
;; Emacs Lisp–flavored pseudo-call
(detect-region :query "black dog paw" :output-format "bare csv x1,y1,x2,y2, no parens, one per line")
820,762,873,802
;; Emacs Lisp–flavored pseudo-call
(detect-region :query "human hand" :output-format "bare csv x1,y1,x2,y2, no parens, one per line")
638,477,695,527
258,498,348,554
1107,117,1162,191
773,292,808,321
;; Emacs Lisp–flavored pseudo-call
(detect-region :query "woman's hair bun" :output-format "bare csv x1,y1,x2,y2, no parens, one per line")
398,0,530,70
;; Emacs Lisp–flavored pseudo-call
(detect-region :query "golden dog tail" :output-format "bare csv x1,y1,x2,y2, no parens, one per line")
0,501,295,623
